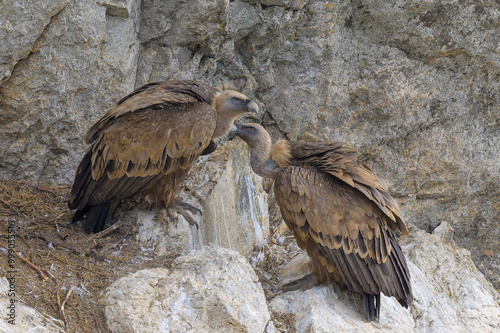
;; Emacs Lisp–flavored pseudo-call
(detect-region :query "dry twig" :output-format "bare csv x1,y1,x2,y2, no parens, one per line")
61,285,76,311
0,241,49,281
85,221,123,240
90,306,103,333
56,285,76,331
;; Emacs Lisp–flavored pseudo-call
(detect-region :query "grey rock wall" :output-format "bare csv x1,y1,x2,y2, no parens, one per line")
238,2,500,290
0,0,140,182
1,0,499,327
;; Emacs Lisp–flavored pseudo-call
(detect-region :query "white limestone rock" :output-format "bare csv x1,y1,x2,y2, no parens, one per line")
104,245,270,333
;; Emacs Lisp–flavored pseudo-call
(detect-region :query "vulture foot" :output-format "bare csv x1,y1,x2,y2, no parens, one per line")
167,200,202,229
281,273,318,292
173,199,202,216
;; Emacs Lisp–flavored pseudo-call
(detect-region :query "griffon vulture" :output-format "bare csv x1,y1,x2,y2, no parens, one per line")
231,123,412,321
69,80,258,234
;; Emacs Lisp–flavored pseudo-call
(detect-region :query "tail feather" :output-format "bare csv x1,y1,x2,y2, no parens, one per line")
71,207,89,223
84,203,111,234
68,149,93,210
363,293,381,322
390,238,413,307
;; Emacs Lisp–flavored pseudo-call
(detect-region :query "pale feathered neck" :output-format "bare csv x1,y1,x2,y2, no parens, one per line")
249,139,291,178
271,140,292,167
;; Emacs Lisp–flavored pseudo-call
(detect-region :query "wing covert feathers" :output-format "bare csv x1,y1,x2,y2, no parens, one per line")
274,159,412,304
85,80,217,144
288,141,408,235
275,167,393,263
69,80,218,230
89,103,215,181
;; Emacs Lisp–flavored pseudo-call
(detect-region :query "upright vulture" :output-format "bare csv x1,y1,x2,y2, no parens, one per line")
231,123,412,321
68,80,258,234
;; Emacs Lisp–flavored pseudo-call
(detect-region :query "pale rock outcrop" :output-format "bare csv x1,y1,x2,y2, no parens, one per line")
432,220,455,245
196,140,269,256
124,140,269,256
131,208,203,256
104,246,270,333
103,225,500,332
402,229,500,333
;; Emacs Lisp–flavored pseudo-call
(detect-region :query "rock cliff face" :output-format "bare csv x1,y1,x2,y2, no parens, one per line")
1,0,499,331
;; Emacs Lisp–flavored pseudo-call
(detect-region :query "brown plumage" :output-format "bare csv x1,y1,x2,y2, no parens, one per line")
231,123,412,321
68,80,258,233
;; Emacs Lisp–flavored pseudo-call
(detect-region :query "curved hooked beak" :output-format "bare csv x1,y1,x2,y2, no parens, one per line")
229,123,242,135
246,101,259,115
242,101,259,123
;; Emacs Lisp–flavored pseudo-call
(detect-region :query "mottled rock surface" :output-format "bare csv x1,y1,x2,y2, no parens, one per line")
0,0,140,182
0,0,71,85
104,246,270,333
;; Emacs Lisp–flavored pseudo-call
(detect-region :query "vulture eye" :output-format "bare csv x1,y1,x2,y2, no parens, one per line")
231,97,241,104
249,127,255,132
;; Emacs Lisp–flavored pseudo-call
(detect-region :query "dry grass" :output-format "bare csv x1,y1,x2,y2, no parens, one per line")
270,311,297,333
0,179,177,332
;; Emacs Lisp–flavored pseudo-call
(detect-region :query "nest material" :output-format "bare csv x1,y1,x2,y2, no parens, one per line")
0,179,175,332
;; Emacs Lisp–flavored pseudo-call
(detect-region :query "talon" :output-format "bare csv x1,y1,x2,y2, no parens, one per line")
173,199,202,216
167,200,202,228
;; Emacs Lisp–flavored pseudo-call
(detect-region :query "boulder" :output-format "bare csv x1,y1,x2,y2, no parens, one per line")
104,246,270,333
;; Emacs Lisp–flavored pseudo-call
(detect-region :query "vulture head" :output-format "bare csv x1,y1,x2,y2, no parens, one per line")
229,123,270,149
230,123,289,178
212,91,259,138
